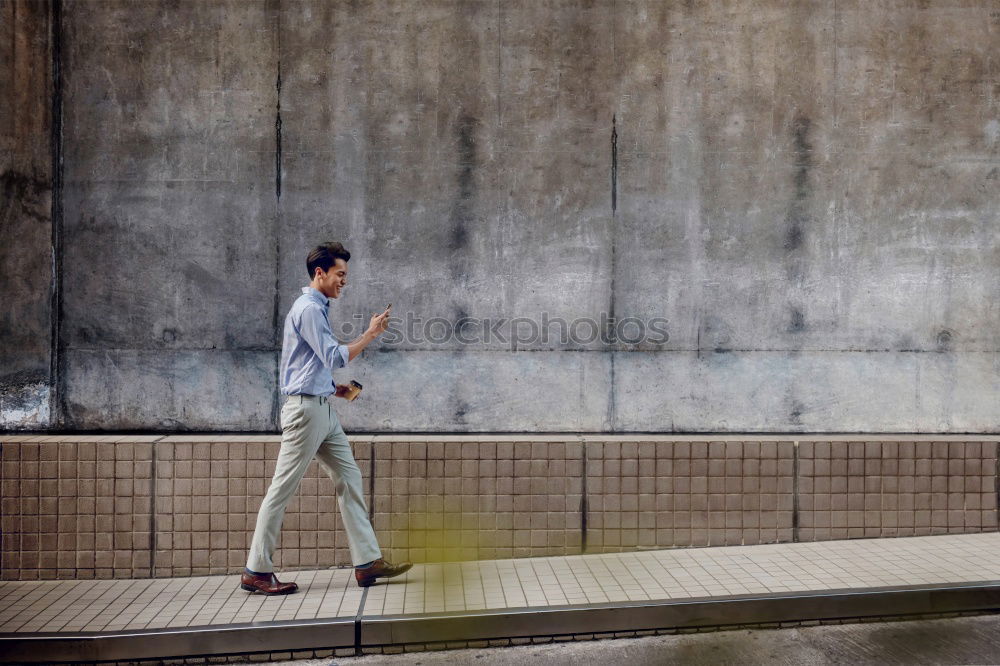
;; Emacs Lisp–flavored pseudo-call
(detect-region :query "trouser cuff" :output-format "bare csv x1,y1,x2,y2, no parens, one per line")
351,549,382,567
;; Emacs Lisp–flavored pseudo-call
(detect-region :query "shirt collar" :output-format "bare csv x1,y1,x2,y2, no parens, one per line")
302,286,329,308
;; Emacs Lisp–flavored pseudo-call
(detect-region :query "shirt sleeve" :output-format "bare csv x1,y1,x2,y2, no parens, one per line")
297,304,350,371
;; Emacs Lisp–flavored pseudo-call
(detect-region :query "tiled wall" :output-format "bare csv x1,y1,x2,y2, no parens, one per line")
152,437,368,577
0,437,156,580
1,435,998,580
372,439,582,562
798,441,999,540
585,440,795,552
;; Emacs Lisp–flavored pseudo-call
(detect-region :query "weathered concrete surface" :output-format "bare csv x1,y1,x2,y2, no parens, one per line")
0,0,53,429
2,0,998,431
280,0,1000,433
278,0,615,433
57,0,279,429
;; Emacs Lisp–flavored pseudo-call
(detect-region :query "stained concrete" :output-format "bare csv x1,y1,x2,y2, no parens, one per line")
0,0,53,429
1,0,998,431
57,0,279,429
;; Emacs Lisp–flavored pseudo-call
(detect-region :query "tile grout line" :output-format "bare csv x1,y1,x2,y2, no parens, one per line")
150,577,211,629
579,437,587,555
368,439,376,525
95,578,159,631
4,579,85,632
13,579,94,632
994,441,999,532
88,578,154,632
792,441,800,543
149,435,166,579
50,579,115,631
0,581,31,610
125,578,185,631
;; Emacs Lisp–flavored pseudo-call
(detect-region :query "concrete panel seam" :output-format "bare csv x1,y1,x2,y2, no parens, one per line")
269,0,282,431
49,0,64,430
496,0,502,127
607,113,618,428
611,114,618,214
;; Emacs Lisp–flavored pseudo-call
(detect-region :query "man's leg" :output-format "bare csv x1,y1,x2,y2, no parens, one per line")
316,407,411,587
246,397,324,574
315,412,382,566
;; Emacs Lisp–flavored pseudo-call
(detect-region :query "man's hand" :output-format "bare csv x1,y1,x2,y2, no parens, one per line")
367,307,391,337
346,305,392,362
334,384,351,399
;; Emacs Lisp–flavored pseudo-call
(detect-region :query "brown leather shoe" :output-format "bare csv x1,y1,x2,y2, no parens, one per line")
355,558,413,587
240,570,298,595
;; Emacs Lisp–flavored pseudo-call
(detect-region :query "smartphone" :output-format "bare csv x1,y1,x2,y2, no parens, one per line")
346,380,363,401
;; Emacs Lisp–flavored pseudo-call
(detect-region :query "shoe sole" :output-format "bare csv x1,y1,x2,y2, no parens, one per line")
240,583,297,595
356,566,413,588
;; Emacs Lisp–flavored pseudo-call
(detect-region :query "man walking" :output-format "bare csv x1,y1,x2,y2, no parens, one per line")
241,242,411,594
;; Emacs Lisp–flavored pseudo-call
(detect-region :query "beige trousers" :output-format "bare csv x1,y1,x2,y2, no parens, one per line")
246,394,381,572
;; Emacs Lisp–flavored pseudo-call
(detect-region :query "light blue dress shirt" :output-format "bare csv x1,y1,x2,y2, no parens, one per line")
279,287,350,397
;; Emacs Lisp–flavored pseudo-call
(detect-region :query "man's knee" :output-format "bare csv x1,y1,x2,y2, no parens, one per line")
341,465,362,489
262,474,302,506
330,464,362,495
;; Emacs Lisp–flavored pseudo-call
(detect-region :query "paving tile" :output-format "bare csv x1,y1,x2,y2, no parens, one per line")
1,534,1000,634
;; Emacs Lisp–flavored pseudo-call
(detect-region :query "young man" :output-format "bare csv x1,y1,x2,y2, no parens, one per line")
241,242,411,594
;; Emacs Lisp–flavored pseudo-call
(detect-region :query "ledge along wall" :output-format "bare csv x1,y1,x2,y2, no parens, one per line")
2,435,998,580
2,1,999,433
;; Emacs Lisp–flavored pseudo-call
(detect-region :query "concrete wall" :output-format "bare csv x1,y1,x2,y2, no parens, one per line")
2,1,998,432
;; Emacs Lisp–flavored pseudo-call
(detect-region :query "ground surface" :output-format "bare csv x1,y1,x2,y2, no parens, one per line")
5,533,999,633
270,613,1000,665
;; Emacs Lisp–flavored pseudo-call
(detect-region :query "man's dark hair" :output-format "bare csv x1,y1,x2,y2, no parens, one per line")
306,242,351,277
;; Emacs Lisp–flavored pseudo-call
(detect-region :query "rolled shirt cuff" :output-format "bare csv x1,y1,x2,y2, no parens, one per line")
335,344,350,369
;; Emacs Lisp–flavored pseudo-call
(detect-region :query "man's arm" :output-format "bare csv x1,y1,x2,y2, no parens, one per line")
344,330,378,362
344,309,391,361
298,305,350,370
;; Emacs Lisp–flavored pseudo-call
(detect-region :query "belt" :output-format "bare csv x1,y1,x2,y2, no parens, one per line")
285,394,327,403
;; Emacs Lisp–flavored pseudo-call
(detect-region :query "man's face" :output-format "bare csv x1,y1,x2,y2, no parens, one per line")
315,258,348,299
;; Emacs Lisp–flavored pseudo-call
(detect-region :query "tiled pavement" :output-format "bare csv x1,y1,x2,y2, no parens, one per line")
364,533,1000,617
0,532,998,635
0,568,359,634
